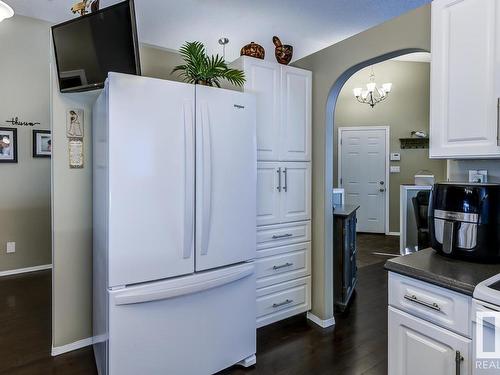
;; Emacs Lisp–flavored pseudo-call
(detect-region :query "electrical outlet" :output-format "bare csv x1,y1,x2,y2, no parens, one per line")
6,242,15,254
469,170,488,183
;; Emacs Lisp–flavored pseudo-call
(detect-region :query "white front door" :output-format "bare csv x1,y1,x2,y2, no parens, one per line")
339,127,387,233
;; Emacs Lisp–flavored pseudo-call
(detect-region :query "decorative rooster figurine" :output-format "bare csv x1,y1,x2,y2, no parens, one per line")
71,0,100,16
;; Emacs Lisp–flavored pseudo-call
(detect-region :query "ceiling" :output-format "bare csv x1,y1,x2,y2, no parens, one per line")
7,0,430,62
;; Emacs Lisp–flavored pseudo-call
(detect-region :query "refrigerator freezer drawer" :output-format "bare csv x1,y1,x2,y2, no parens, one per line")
107,263,256,375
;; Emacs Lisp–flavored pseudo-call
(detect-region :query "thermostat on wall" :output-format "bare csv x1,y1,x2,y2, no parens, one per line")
390,153,401,161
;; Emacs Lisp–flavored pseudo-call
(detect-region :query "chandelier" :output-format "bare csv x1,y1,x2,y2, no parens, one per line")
353,67,392,108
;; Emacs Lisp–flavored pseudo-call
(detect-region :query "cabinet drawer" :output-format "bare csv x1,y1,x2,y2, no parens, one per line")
256,242,311,288
389,272,471,337
257,221,311,250
256,277,311,328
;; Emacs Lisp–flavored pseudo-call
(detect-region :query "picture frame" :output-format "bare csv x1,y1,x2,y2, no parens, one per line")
66,109,84,138
0,127,18,163
33,130,52,158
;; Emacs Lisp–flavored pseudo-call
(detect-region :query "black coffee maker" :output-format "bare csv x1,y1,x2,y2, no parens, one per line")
429,182,500,263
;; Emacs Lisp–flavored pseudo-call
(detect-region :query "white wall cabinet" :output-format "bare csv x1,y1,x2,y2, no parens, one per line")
237,56,313,327
257,162,311,226
235,56,312,162
430,0,500,158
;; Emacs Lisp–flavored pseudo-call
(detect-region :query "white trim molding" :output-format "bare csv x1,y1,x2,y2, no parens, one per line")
388,232,400,236
338,126,391,235
307,311,336,328
51,337,93,356
0,264,52,278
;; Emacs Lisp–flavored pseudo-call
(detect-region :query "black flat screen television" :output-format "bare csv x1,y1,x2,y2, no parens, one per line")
52,0,141,93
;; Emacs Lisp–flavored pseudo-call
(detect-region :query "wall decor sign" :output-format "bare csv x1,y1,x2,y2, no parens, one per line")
33,130,51,158
68,138,84,168
5,117,41,127
0,127,17,163
66,109,84,138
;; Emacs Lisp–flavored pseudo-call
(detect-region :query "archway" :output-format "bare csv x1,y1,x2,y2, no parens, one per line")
323,48,429,318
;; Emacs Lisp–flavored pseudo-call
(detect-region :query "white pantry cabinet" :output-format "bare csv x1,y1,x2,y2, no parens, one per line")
430,0,500,158
257,162,311,227
235,56,313,327
234,56,312,161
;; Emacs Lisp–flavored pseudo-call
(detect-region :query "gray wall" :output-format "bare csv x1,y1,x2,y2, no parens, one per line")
293,4,431,321
0,15,51,272
51,44,186,348
334,60,446,233
447,160,500,182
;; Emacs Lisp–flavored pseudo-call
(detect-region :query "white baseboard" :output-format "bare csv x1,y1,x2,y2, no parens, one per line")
0,264,52,277
51,337,93,356
306,311,335,328
387,232,400,236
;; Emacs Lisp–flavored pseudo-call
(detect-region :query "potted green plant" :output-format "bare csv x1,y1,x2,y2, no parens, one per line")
172,41,245,87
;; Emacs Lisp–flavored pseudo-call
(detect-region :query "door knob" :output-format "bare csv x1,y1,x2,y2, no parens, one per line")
379,188,386,192
379,181,385,185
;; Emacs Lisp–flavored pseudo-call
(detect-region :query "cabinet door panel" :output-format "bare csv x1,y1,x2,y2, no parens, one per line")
280,66,312,161
430,0,500,157
280,162,311,223
389,307,471,375
257,162,281,226
243,59,281,161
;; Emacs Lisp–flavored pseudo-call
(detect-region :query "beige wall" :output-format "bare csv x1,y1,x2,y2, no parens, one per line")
0,15,51,272
51,44,185,348
335,60,446,233
293,4,431,320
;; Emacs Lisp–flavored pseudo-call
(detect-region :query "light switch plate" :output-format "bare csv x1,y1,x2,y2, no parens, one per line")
390,153,401,161
390,166,400,173
6,242,15,253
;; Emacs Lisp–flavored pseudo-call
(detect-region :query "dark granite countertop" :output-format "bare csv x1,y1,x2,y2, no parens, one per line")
333,204,360,217
385,248,500,296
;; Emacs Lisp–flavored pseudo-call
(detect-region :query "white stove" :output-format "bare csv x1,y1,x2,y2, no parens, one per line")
472,274,500,375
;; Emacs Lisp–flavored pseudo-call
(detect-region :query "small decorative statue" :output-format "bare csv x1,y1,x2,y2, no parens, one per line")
273,36,293,65
71,0,100,16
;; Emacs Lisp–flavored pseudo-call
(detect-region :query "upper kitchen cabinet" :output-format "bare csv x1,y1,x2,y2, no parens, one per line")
430,0,500,158
235,56,312,161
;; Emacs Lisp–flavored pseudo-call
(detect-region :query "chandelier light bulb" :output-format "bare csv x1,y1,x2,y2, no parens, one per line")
382,83,393,93
0,1,14,22
353,88,363,97
366,82,376,93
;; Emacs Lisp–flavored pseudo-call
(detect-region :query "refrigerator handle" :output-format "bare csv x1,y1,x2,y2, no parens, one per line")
183,101,195,259
200,102,212,256
113,264,254,306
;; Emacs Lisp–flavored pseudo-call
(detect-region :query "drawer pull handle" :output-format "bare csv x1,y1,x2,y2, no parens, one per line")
273,262,294,271
404,294,441,311
456,350,464,375
272,299,293,308
272,233,293,239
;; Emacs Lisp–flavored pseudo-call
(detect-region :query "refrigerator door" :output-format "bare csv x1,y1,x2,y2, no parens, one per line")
107,263,256,375
195,86,257,271
107,73,195,287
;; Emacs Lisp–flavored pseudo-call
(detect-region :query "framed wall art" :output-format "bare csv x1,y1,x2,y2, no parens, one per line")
33,130,52,158
66,109,84,138
0,127,18,163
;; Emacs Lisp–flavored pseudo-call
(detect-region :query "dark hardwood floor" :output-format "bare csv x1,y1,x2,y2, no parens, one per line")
0,262,388,375
357,233,400,268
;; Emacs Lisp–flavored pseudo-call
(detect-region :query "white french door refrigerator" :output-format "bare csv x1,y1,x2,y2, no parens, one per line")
93,73,257,375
